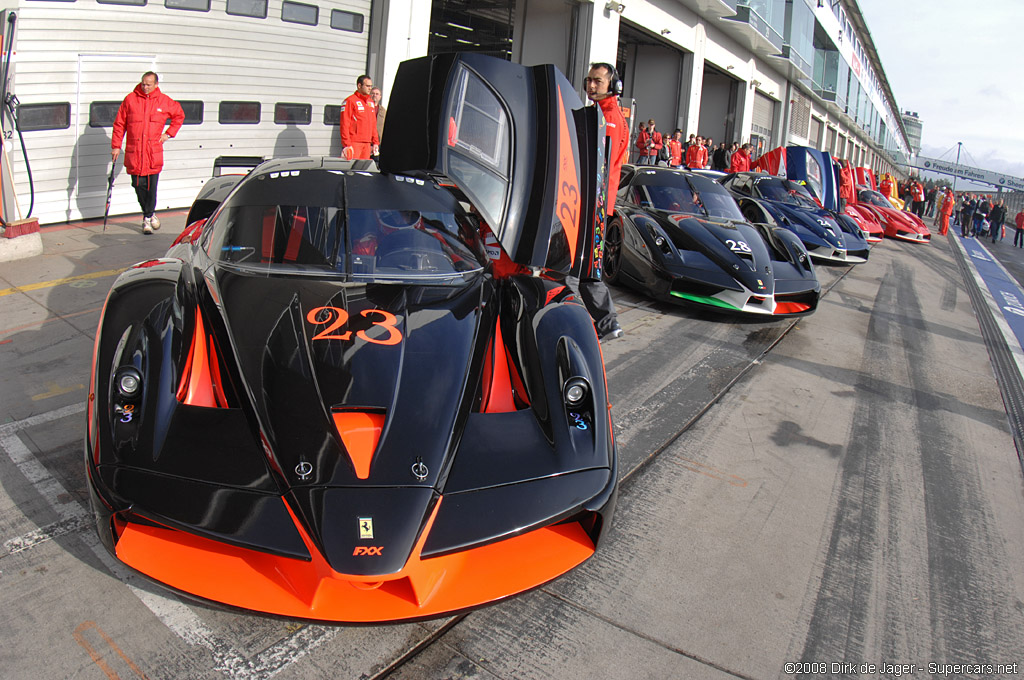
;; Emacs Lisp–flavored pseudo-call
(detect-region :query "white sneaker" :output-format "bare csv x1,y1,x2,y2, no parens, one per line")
150,215,160,231
143,216,153,235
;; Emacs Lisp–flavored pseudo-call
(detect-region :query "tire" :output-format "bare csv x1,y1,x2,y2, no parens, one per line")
602,220,623,284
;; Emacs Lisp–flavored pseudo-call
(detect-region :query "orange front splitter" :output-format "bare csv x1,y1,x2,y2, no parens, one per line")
115,518,595,623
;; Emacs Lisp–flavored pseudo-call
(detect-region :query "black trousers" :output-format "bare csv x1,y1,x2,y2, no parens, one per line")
131,174,159,218
567,275,618,337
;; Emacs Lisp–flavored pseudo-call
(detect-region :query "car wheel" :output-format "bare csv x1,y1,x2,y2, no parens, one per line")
603,220,623,284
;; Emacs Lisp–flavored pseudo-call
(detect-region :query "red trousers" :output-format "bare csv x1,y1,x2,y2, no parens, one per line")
345,142,373,160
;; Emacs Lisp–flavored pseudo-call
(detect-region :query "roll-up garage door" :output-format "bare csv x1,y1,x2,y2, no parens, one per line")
752,91,775,140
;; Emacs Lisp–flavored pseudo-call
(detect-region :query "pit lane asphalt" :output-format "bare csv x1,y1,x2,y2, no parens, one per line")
2,213,1023,679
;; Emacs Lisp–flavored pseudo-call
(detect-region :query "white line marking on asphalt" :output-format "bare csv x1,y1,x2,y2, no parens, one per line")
951,236,1024,380
0,404,339,678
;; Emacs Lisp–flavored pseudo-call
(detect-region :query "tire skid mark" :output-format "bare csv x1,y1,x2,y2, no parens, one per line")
900,264,1024,661
796,258,1024,669
795,270,897,669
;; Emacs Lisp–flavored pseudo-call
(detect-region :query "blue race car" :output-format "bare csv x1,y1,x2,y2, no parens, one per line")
721,172,870,265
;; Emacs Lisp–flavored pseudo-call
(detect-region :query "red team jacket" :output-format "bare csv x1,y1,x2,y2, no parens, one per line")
598,96,629,215
729,149,750,173
340,90,379,148
685,144,707,169
111,84,184,176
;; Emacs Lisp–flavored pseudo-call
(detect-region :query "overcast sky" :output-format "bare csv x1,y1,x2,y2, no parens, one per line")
856,0,1024,181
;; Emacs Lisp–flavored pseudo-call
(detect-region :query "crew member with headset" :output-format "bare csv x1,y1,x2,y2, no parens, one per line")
580,62,626,341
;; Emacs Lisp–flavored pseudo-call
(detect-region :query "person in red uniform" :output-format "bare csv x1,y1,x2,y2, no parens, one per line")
730,143,751,172
879,173,894,201
340,74,379,160
685,135,708,169
111,72,184,235
667,131,683,168
1014,209,1024,249
647,120,663,166
634,121,651,165
838,160,855,209
939,187,954,236
910,178,925,217
582,62,626,339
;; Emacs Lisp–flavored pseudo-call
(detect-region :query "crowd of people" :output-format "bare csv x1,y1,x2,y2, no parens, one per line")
631,121,753,173
939,191,1022,247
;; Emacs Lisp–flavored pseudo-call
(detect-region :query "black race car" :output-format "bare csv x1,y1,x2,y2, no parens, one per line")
721,172,870,264
603,165,820,316
85,53,616,623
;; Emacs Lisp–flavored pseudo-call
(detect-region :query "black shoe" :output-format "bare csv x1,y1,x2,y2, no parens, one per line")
599,324,624,341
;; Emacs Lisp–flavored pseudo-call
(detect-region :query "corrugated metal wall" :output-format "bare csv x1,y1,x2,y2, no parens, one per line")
3,0,371,224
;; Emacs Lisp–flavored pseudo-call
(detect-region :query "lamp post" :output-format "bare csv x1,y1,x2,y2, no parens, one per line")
952,141,961,193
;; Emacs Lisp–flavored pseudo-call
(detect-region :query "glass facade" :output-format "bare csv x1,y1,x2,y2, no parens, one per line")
723,0,785,49
783,0,814,78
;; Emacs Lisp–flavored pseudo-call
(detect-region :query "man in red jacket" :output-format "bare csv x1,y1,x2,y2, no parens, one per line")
939,187,954,236
667,131,683,168
340,75,379,161
685,135,708,169
581,62,626,340
111,72,184,234
730,143,751,172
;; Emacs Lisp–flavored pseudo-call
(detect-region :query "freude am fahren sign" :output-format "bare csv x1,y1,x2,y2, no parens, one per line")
909,156,1024,191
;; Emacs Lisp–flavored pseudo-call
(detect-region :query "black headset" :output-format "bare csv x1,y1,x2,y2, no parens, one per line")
590,62,622,97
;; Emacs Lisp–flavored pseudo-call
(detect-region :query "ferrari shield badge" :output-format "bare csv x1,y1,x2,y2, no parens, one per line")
358,517,374,540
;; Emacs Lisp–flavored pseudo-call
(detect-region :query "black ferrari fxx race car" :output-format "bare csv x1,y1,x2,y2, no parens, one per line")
603,165,820,316
86,54,616,623
722,172,870,264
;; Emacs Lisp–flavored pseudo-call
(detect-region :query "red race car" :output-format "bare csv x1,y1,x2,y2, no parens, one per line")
854,188,931,243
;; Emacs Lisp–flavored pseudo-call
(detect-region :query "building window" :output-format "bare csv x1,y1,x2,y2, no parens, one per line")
275,102,311,125
219,101,261,124
330,9,363,32
19,103,71,131
324,105,341,125
166,0,210,10
226,0,266,18
180,100,204,124
282,0,317,25
96,0,146,4
89,101,122,127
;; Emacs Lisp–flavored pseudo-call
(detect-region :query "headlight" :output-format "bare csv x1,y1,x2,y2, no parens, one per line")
563,378,589,407
116,368,142,399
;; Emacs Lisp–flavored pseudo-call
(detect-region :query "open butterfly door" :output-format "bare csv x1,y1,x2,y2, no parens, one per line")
379,52,601,277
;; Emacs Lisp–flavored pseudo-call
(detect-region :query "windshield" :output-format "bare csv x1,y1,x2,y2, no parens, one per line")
803,150,824,201
207,169,485,282
754,177,820,209
632,170,744,221
859,190,893,208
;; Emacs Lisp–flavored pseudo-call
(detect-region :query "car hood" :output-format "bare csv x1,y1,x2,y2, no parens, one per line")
871,204,927,230
652,210,775,294
770,203,845,248
212,266,485,492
